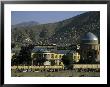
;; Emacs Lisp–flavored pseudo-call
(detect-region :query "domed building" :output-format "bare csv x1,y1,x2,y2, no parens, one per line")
80,32,100,63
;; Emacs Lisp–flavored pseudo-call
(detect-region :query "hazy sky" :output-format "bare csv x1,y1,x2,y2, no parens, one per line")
11,11,86,25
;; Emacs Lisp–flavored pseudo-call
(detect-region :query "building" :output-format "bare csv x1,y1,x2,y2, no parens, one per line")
31,46,81,67
31,47,64,66
80,32,100,63
72,52,80,63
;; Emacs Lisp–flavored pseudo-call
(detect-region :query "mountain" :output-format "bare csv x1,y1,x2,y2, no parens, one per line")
11,11,100,46
12,21,39,28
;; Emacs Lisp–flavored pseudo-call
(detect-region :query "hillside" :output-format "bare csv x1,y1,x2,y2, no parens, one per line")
11,11,100,46
12,21,39,28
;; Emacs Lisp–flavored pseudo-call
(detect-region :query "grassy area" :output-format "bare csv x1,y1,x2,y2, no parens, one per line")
11,70,100,77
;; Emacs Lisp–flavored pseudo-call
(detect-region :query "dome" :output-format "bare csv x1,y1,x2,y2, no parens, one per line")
81,32,98,44
82,32,98,41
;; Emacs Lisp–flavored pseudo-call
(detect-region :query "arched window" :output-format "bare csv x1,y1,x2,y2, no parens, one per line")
51,54,54,58
55,55,57,58
59,55,62,58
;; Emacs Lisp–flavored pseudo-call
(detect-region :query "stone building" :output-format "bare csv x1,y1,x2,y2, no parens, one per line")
80,32,100,63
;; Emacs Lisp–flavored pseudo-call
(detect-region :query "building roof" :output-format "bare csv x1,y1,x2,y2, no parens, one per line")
32,46,76,54
82,32,98,41
57,50,71,54
32,47,51,53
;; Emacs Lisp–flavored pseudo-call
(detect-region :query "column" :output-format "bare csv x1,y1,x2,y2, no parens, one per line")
57,59,59,65
31,59,33,66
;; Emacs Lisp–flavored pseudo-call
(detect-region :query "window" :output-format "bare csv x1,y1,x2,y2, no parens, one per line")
59,55,62,58
51,54,54,58
55,55,57,58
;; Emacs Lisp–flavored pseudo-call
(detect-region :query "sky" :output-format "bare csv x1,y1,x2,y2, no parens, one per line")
11,11,86,25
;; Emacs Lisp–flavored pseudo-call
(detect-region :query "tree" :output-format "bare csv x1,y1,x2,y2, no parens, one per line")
16,44,34,66
32,50,47,66
11,43,15,49
11,54,17,66
61,54,73,70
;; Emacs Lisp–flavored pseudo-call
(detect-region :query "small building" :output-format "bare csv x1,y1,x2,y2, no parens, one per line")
72,52,80,63
68,50,80,63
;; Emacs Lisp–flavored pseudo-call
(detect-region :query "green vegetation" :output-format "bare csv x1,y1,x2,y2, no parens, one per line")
32,51,47,66
11,44,34,66
62,54,73,69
